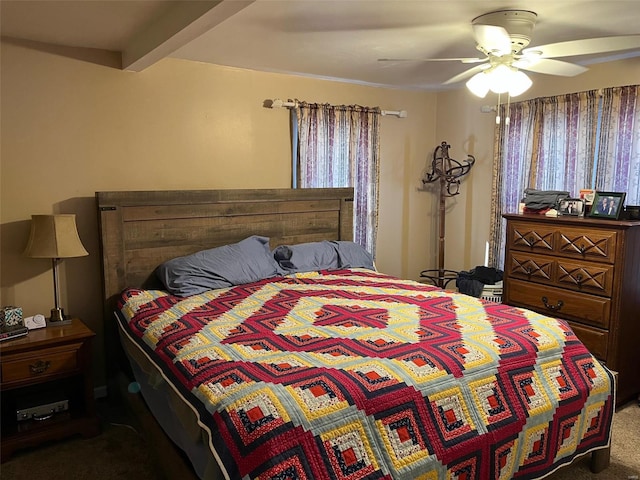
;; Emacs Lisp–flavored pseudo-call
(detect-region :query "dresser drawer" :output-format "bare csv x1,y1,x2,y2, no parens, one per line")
507,252,554,284
555,259,614,296
567,322,608,360
508,222,556,254
556,227,617,264
506,279,610,329
507,253,614,297
508,222,618,264
1,343,81,385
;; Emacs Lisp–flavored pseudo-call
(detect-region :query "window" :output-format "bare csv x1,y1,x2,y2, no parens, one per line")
489,85,640,267
292,102,381,255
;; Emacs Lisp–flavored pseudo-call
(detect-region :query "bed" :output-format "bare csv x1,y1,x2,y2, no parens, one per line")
96,188,614,480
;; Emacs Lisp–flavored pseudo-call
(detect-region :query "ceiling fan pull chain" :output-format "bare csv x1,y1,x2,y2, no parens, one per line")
495,92,501,124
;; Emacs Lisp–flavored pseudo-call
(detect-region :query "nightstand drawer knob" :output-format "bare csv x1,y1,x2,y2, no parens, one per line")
29,360,51,375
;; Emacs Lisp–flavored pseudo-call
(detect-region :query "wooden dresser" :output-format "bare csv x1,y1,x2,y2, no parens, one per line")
502,213,640,405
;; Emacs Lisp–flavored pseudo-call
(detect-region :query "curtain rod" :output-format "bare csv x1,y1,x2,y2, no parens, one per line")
269,99,407,118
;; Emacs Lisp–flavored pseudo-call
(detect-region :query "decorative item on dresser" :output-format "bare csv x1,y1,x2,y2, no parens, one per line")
502,213,640,405
589,192,626,220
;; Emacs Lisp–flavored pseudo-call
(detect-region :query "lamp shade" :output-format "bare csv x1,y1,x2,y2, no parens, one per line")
23,214,88,259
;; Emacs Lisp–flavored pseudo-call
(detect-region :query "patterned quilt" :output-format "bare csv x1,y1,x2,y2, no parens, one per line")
117,268,614,480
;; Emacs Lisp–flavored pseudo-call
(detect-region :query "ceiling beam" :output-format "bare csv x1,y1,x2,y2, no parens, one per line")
122,0,254,72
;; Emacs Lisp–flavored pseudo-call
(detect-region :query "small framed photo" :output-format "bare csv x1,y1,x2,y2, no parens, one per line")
589,192,626,219
558,198,585,216
579,188,596,205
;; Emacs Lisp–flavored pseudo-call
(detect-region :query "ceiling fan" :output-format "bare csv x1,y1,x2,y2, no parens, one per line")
380,9,640,96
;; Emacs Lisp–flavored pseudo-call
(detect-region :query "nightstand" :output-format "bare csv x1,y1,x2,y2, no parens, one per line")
0,318,100,461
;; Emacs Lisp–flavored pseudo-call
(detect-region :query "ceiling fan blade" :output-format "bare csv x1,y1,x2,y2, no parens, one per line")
378,57,486,64
516,58,588,76
473,24,512,55
443,64,490,85
523,35,640,58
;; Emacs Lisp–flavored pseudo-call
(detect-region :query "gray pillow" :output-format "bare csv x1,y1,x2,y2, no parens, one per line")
157,235,280,296
273,241,340,273
331,241,375,270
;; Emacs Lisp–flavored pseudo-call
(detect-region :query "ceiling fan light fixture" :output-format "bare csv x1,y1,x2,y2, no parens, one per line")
466,72,490,98
487,64,514,93
508,70,532,96
466,65,532,98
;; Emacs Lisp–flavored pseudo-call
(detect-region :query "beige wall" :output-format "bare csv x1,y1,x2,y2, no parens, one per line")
0,40,437,387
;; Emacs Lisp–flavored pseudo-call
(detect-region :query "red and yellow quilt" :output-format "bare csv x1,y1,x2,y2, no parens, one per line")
117,268,614,480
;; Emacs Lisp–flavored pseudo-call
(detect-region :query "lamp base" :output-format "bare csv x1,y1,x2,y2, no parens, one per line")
48,308,72,326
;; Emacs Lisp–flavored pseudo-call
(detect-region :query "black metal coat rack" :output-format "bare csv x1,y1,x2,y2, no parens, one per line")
420,141,475,288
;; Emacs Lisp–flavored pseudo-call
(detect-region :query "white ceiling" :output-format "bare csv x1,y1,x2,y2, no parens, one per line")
2,0,640,91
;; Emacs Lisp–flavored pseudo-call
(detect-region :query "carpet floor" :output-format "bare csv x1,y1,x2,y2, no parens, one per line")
2,400,638,479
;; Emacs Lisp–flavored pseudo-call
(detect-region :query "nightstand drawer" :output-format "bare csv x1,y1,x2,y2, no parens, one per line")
1,343,81,385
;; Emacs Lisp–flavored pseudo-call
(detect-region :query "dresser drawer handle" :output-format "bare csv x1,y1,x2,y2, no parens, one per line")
578,244,585,254
527,236,535,247
541,296,564,312
575,274,583,287
29,360,51,375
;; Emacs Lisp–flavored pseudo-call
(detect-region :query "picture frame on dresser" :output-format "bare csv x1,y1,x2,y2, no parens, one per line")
589,191,626,219
579,188,596,205
558,198,585,216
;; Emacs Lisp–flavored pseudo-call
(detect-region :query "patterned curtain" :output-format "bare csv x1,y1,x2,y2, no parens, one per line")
489,91,599,267
532,92,600,193
489,100,539,268
295,102,381,255
595,86,640,204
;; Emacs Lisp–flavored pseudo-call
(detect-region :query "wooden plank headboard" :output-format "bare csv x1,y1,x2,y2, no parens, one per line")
96,188,354,308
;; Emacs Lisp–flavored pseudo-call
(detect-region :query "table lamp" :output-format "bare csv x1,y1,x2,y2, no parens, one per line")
23,214,88,324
